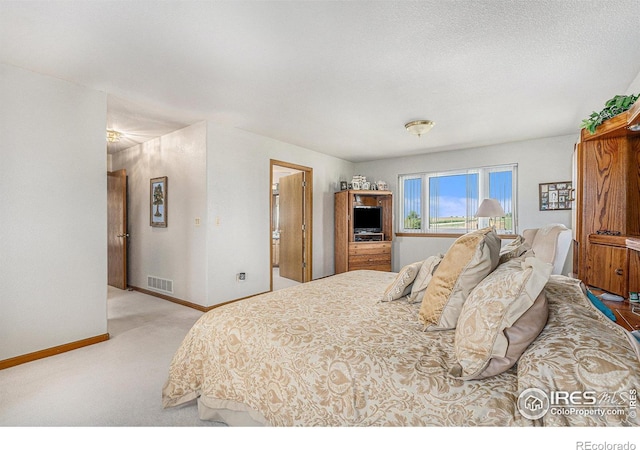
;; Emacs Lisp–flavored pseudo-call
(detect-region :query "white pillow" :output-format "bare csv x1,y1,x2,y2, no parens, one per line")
407,254,444,304
381,260,423,301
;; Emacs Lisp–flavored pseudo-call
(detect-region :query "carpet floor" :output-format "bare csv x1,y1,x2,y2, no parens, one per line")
0,286,222,427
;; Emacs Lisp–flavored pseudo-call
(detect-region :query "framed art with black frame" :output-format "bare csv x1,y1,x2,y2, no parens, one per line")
539,181,572,211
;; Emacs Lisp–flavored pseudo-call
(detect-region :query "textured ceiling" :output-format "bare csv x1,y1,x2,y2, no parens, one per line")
1,1,640,162
106,96,196,154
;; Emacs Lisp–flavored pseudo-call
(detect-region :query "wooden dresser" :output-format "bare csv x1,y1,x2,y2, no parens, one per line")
573,100,640,301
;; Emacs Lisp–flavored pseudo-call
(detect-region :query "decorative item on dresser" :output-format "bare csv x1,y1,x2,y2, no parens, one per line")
573,98,640,302
334,189,393,273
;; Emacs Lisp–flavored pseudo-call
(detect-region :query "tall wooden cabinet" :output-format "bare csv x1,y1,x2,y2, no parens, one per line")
574,100,640,297
335,190,393,273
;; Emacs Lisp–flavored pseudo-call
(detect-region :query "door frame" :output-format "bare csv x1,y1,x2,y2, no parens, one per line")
270,159,313,290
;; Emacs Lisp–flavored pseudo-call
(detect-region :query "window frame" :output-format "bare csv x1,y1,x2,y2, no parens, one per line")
398,163,518,236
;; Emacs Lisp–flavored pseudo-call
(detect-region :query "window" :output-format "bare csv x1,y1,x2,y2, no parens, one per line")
399,164,517,234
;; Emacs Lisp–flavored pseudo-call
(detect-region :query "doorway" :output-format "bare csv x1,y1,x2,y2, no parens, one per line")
270,160,313,291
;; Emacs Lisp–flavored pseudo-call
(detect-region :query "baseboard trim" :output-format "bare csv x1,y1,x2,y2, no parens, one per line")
129,285,269,312
207,291,270,311
1,286,275,370
129,286,209,312
0,333,110,371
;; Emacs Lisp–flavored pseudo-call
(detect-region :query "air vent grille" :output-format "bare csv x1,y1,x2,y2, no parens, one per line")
147,276,173,294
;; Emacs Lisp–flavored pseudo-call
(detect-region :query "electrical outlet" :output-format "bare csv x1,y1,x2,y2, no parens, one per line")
195,217,201,227
237,272,246,282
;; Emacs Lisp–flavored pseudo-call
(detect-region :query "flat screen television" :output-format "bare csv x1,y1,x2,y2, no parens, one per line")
353,206,382,233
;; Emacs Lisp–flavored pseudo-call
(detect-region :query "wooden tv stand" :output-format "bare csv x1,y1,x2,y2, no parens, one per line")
335,190,393,273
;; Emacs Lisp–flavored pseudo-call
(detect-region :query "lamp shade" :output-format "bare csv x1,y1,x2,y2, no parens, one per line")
475,198,505,217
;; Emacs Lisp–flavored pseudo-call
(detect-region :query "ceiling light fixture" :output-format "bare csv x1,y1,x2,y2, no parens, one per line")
405,120,435,137
106,129,122,143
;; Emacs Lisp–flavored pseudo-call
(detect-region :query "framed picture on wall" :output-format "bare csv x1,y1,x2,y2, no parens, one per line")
150,176,168,227
539,181,572,211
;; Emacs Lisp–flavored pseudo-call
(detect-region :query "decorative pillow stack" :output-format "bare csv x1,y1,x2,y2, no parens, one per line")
450,257,552,380
382,255,443,302
419,227,501,330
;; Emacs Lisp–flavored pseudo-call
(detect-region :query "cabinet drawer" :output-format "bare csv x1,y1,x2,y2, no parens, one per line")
348,252,391,271
349,259,391,271
349,262,391,272
349,242,391,255
347,241,391,272
349,253,391,264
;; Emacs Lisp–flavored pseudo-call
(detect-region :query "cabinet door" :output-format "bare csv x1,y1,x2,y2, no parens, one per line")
582,139,628,235
334,191,350,274
587,244,628,296
629,249,640,294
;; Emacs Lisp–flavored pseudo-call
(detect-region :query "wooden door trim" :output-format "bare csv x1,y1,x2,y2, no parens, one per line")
270,160,313,291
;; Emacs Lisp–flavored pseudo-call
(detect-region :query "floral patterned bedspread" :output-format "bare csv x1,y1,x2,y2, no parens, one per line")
162,271,640,426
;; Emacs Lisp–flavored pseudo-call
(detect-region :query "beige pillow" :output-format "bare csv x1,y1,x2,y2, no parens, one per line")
407,254,444,304
498,235,530,264
381,260,423,301
450,257,552,380
419,227,501,330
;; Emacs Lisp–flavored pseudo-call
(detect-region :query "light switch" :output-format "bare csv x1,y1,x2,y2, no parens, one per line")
195,217,201,227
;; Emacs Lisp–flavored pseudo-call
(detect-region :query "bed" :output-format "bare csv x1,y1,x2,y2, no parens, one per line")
162,228,640,426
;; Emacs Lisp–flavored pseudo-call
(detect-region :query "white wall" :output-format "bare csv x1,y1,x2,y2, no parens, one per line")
627,70,640,95
110,122,579,307
354,134,577,274
0,63,107,360
206,121,354,306
112,120,352,308
111,122,208,305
